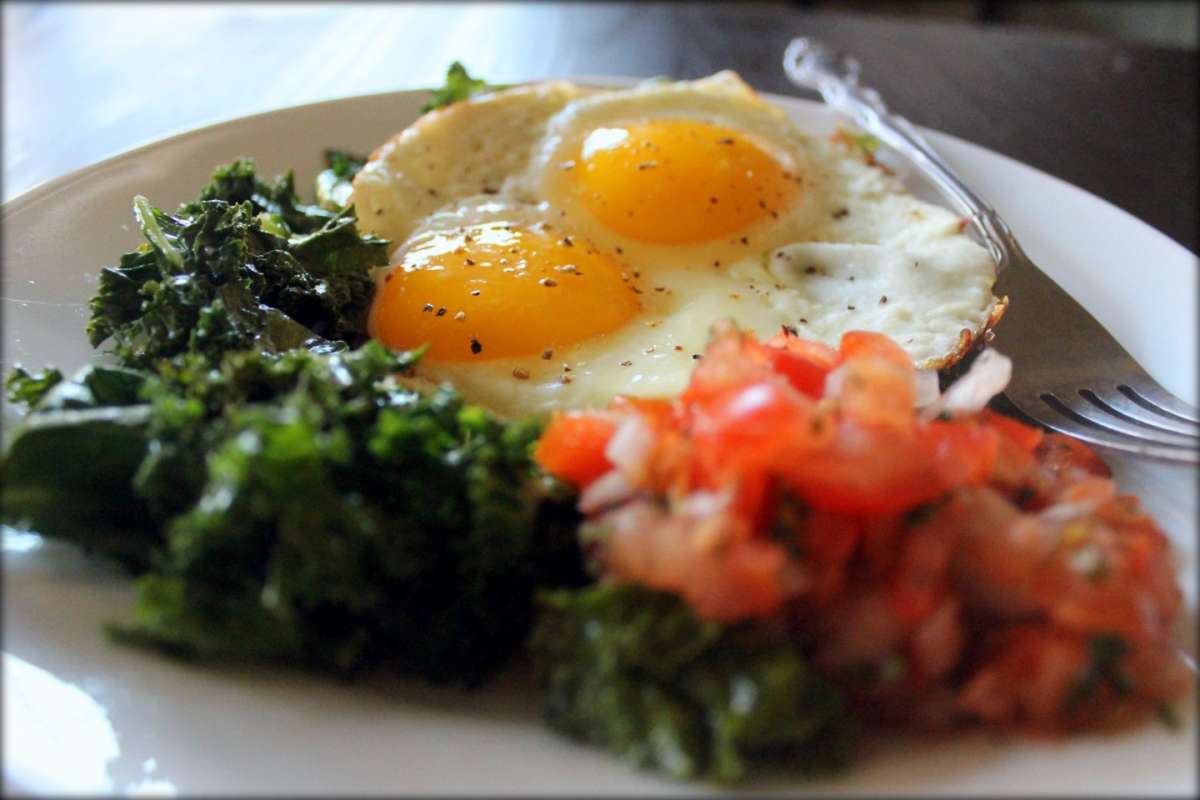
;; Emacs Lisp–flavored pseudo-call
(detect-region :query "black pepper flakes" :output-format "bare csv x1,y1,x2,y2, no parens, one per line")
464,258,476,266
436,307,447,317
782,324,798,337
879,295,888,305
717,137,734,145
620,360,633,367
422,303,434,313
847,305,856,311
539,278,558,287
739,236,749,245
541,349,554,360
833,208,849,219
637,161,658,170
692,353,701,360
560,236,574,247
471,290,481,296
804,265,818,275
470,337,483,355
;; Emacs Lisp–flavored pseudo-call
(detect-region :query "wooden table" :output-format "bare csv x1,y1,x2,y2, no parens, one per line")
4,2,1196,252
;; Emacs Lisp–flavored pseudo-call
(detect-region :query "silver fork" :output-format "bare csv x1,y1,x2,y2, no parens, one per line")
783,37,1199,463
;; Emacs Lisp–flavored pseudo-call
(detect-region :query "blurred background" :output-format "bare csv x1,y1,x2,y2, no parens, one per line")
809,1,1197,48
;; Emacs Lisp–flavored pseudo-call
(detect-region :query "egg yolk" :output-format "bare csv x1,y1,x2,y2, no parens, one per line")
369,223,640,361
571,119,797,245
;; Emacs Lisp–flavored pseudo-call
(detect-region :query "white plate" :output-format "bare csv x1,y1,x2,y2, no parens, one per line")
3,83,1197,796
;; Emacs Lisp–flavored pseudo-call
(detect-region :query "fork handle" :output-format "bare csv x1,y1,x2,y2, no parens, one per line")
782,37,1023,272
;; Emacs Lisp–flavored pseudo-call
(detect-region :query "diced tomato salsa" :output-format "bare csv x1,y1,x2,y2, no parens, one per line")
535,323,1190,734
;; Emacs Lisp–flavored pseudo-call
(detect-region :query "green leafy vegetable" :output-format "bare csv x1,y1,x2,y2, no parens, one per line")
315,149,366,211
86,160,387,369
4,366,63,408
2,404,156,569
421,61,506,113
3,343,585,684
531,584,856,784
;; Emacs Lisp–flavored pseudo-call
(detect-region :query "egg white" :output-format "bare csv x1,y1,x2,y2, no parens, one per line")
353,73,1001,418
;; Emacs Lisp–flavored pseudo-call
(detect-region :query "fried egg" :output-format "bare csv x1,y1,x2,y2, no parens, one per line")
352,73,1001,417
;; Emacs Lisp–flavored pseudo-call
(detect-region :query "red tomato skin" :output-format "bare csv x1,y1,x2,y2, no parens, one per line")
782,421,945,516
534,413,616,487
766,347,833,398
981,409,1044,453
839,330,914,369
923,419,1000,488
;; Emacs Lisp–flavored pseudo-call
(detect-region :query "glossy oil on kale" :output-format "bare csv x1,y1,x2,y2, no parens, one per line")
86,158,387,368
4,343,584,684
531,583,857,784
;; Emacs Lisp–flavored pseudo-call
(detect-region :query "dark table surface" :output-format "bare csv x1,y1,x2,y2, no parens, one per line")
3,2,1196,253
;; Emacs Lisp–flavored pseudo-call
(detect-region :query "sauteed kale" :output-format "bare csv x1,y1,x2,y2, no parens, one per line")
4,153,585,686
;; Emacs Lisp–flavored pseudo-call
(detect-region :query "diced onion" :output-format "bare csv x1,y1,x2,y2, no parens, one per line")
604,414,655,483
921,349,1012,420
579,470,636,514
913,369,941,408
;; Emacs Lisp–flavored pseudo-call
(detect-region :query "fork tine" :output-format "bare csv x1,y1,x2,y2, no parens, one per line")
1122,376,1200,424
1083,385,1200,437
1040,392,1198,448
1001,389,1199,463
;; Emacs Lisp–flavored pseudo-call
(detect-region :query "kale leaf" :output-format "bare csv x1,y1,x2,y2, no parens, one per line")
2,342,585,685
530,584,857,784
315,149,367,211
421,61,506,113
86,160,387,369
4,366,63,409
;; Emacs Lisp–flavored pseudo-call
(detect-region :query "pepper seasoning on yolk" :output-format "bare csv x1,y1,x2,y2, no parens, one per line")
570,119,798,245
368,222,640,361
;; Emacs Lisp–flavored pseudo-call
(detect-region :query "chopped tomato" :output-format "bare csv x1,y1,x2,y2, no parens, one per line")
981,408,1044,453
533,322,1185,734
689,378,818,486
782,421,946,515
1037,433,1113,479
766,329,839,397
924,419,1000,487
834,355,917,428
534,412,616,487
838,330,913,369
